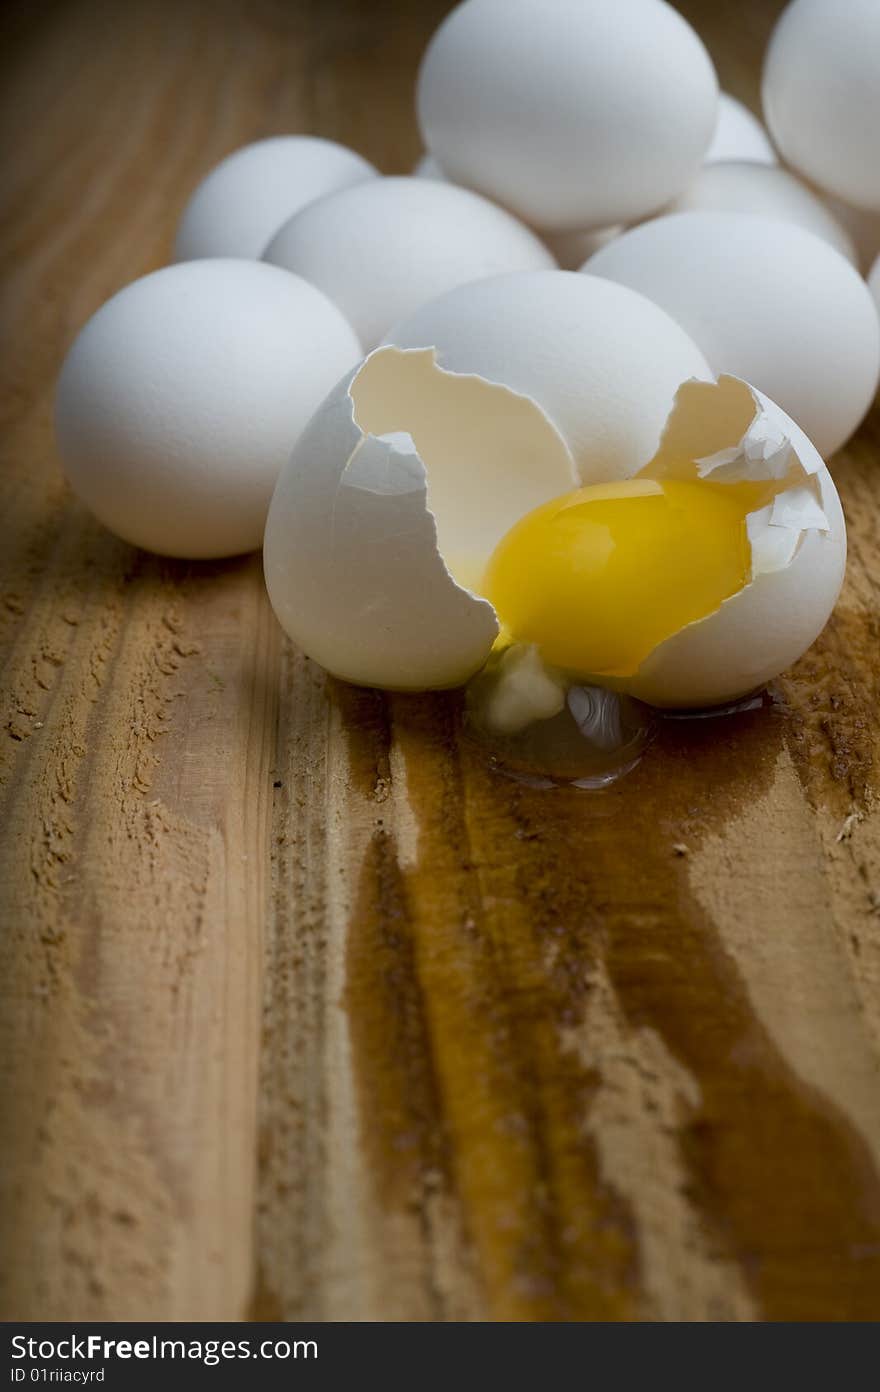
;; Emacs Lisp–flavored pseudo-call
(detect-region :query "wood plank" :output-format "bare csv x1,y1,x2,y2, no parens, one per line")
3,0,880,1322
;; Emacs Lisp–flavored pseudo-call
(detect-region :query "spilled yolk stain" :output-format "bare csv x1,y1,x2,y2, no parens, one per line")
482,476,761,680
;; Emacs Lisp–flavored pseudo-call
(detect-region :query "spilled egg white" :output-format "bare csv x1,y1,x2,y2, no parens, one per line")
264,342,845,711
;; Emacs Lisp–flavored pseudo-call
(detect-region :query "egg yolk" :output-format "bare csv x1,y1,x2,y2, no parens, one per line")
482,477,758,680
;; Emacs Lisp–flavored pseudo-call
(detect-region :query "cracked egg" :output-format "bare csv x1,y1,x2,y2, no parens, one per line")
264,342,845,723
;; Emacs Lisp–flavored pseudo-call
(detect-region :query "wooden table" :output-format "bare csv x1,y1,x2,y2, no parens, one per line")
2,0,880,1323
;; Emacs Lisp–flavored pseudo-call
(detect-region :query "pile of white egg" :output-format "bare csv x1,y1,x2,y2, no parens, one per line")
56,0,880,733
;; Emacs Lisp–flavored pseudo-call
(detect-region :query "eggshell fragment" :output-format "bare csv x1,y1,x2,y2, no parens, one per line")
704,93,777,165
384,270,712,485
763,0,880,211
263,347,577,689
585,211,880,456
173,136,378,262
664,162,856,264
628,376,845,707
263,177,554,351
55,260,363,558
417,0,718,231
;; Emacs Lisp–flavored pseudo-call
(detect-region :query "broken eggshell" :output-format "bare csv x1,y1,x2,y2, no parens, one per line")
383,270,712,487
264,347,575,689
481,377,846,716
868,254,880,317
624,375,845,707
264,348,845,710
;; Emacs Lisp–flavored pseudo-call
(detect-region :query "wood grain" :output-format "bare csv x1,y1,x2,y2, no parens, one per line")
2,0,880,1322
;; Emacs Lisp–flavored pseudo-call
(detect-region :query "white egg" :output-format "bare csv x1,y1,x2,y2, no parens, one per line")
664,161,856,263
412,153,446,182
416,0,718,232
540,225,621,272
824,196,880,274
55,260,362,558
477,378,846,716
412,149,620,270
763,0,880,211
173,136,378,262
262,176,554,351
264,349,844,709
585,211,880,457
705,93,777,165
869,254,880,317
383,270,712,485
